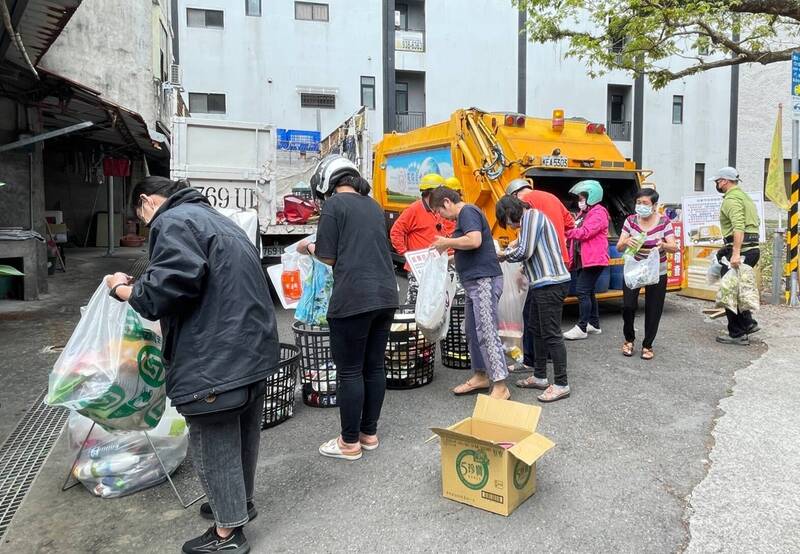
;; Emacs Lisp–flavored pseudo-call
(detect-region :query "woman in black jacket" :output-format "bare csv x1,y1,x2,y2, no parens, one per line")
105,176,279,554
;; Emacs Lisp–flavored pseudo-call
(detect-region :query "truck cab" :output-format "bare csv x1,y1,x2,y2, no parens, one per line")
373,108,683,300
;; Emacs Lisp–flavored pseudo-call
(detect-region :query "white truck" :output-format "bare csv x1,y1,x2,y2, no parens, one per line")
171,107,371,262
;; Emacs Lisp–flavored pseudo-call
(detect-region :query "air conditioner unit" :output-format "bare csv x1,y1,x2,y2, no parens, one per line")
170,63,181,86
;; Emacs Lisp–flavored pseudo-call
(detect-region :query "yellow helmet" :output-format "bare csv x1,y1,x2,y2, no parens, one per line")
445,177,462,191
419,173,446,191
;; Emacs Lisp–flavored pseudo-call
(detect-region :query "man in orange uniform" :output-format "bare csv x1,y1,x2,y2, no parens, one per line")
390,173,456,304
505,178,575,374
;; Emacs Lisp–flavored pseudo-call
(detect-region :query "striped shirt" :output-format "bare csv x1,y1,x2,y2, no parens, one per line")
504,209,571,289
622,214,675,275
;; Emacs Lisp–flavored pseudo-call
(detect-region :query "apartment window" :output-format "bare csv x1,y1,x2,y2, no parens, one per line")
246,0,261,16
159,23,169,82
187,8,224,29
396,82,408,113
672,95,684,124
189,93,226,114
361,76,376,110
395,3,408,30
301,93,335,109
610,94,625,123
694,163,705,192
295,2,329,21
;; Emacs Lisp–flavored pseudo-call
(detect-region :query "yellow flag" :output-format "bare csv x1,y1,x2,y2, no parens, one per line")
765,105,790,210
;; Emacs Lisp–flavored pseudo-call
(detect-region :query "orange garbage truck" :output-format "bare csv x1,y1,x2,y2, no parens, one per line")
372,108,684,301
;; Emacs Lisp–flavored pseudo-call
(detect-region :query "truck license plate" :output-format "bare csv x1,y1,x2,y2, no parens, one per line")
264,245,285,258
541,156,568,168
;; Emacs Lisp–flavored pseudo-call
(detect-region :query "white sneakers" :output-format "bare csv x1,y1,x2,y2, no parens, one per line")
563,324,602,340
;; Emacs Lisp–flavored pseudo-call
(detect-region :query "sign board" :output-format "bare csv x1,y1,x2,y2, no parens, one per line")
385,147,454,204
405,247,435,280
667,221,684,288
395,30,424,52
682,192,765,247
792,51,800,119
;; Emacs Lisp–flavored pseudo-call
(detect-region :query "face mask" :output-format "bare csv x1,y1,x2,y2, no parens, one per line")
635,204,653,218
715,182,724,194
578,200,587,210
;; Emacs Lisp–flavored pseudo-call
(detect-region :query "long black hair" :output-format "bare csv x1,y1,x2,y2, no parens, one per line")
131,176,188,209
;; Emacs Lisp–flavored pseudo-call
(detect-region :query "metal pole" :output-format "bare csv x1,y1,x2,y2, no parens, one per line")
772,230,785,304
106,174,114,256
790,120,799,305
517,7,527,114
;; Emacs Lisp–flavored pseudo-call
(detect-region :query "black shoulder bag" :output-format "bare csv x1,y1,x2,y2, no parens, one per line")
177,381,266,422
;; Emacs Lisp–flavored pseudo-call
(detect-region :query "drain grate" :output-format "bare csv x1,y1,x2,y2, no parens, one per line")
0,389,69,541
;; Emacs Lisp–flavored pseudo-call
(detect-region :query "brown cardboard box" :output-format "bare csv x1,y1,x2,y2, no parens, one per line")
431,395,555,516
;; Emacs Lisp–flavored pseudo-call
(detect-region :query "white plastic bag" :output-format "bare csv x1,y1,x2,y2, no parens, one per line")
623,248,661,289
707,255,726,285
498,262,526,336
716,263,760,313
47,282,166,432
67,401,188,498
415,251,457,341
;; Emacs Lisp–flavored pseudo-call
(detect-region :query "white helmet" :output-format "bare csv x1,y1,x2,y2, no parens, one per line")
310,155,361,199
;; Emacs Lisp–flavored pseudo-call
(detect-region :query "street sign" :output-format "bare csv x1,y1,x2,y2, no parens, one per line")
792,51,800,119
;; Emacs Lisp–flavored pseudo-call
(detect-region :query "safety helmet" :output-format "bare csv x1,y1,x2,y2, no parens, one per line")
569,180,604,206
505,178,532,196
419,173,446,192
445,177,462,191
310,154,361,199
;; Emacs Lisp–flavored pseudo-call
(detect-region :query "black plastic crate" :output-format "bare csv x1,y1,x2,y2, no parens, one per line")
293,322,337,408
440,293,471,369
261,343,300,429
385,306,435,389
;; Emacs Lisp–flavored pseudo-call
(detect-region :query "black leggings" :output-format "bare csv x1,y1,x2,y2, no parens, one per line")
328,308,395,444
622,274,667,349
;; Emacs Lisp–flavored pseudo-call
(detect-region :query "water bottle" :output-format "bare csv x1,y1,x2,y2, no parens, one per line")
75,453,140,479
281,253,302,301
624,231,646,257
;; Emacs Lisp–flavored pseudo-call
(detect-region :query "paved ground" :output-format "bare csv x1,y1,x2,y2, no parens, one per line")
0,248,793,553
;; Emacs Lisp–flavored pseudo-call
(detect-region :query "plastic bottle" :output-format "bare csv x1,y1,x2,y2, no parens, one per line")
624,231,647,257
508,346,523,363
281,253,302,301
75,453,141,479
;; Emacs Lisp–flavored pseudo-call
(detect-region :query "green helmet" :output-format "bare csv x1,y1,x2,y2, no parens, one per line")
569,180,604,206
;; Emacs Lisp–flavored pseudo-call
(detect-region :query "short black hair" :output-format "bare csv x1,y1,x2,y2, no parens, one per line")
131,176,187,209
336,174,371,196
495,195,527,229
429,186,461,209
635,187,659,204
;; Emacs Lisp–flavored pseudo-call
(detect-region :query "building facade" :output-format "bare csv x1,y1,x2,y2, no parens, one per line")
174,0,735,203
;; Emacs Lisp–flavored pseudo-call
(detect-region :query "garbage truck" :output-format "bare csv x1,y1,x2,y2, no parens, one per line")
372,107,684,301
171,107,371,263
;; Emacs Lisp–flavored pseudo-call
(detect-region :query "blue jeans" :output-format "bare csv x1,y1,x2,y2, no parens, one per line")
462,276,508,382
186,394,263,528
575,266,604,331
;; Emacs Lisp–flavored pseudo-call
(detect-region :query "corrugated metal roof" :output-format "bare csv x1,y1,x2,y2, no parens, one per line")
1,0,82,66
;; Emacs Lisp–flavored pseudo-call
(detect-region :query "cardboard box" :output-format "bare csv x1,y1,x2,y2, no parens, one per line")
431,395,554,516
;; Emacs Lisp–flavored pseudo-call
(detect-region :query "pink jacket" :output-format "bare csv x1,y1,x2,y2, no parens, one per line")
566,204,610,269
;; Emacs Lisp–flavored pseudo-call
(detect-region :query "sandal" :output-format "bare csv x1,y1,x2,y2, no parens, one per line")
622,342,634,357
319,437,362,461
515,376,549,390
641,347,654,360
508,362,533,373
452,378,491,396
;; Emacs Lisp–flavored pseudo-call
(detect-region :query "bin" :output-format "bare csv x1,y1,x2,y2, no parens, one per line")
293,322,337,407
261,343,300,429
440,293,471,369
385,306,435,389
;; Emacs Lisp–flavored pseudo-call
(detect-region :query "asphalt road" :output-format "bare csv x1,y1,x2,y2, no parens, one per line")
0,249,768,553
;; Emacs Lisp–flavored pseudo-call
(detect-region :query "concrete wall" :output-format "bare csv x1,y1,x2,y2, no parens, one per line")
0,152,32,229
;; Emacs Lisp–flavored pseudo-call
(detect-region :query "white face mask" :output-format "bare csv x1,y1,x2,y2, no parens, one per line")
635,204,654,218
578,200,587,210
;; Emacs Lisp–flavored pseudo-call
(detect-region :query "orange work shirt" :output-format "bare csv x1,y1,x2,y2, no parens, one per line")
390,199,456,271
518,189,574,264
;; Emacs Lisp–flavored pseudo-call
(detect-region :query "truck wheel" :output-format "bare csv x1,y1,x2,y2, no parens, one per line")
128,256,150,280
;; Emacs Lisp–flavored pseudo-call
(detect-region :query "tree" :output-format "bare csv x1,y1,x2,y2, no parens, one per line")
514,0,800,89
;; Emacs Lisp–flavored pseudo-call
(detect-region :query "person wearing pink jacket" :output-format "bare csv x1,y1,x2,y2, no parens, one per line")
563,180,610,340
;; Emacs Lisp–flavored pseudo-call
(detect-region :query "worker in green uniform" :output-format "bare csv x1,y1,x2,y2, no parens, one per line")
711,167,761,345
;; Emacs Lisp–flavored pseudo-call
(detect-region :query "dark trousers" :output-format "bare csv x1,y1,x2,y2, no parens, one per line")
522,289,535,367
186,395,263,528
623,273,668,349
719,249,760,338
576,266,604,331
328,308,395,444
527,282,569,386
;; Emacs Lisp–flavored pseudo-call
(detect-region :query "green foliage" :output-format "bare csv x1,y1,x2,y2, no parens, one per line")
513,0,800,89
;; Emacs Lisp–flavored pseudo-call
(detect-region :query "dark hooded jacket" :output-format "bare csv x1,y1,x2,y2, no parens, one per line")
128,188,280,405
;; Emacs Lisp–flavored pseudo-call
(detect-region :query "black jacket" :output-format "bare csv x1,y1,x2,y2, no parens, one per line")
128,188,280,405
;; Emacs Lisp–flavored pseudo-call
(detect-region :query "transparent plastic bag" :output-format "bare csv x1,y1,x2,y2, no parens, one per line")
415,252,457,341
623,248,661,289
498,261,526,350
715,264,739,312
67,401,188,499
715,262,760,313
295,257,333,326
47,282,166,432
707,255,726,285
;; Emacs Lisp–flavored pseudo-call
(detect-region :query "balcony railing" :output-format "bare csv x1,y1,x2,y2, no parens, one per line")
607,121,632,142
395,29,425,52
396,112,425,132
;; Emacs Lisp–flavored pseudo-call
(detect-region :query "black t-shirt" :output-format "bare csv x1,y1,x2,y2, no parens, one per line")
453,204,502,282
314,192,399,318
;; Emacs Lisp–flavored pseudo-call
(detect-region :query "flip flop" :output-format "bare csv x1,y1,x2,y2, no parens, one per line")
508,362,534,373
641,348,654,360
622,342,634,357
452,381,491,396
